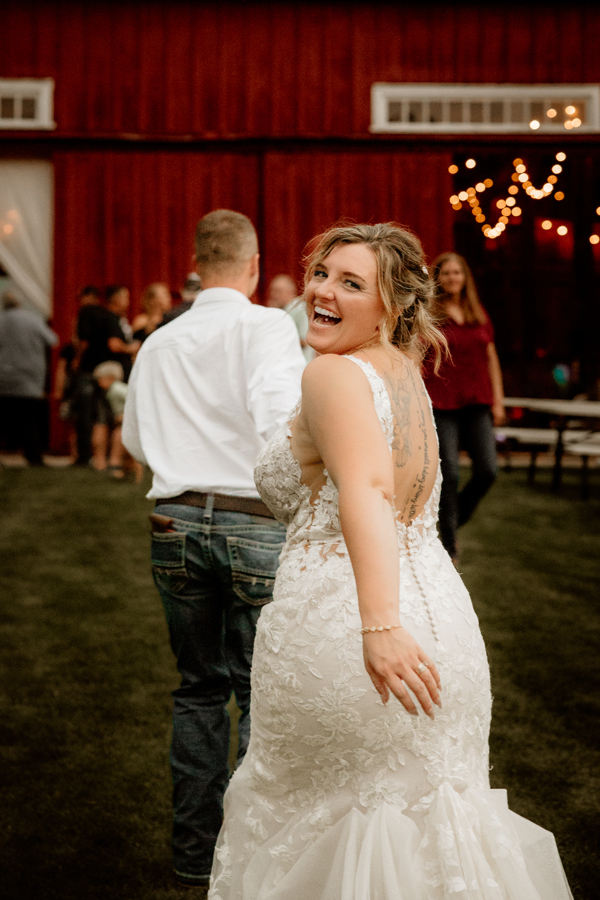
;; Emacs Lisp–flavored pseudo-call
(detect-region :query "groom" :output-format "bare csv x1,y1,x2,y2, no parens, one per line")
123,209,305,889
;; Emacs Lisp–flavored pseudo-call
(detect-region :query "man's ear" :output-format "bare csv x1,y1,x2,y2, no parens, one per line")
249,253,260,278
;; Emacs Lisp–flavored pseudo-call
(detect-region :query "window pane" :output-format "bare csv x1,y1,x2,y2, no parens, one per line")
408,101,422,123
388,101,402,123
469,102,484,123
21,97,36,119
510,101,524,123
490,101,504,124
429,101,443,123
449,102,463,123
1,97,15,119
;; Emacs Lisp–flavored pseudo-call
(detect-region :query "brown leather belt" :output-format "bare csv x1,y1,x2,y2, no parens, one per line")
155,490,275,519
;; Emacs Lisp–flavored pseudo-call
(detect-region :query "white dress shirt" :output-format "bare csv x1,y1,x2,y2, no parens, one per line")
123,287,305,500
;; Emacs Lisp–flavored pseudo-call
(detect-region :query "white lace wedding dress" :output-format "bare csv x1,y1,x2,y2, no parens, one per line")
209,357,573,900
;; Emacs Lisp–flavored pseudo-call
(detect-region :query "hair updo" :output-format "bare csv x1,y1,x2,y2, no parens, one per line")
303,222,445,366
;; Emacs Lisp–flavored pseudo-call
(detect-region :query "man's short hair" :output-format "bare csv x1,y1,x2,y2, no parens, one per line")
78,285,100,301
195,210,258,277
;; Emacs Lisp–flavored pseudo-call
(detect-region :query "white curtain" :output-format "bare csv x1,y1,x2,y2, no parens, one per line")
0,161,53,317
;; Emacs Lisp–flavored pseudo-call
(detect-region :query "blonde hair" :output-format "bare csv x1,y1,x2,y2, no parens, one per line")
432,252,487,325
93,361,124,382
141,283,170,312
195,209,258,277
303,222,445,365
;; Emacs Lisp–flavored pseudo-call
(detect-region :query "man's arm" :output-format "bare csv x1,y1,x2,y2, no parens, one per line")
245,311,306,441
122,361,148,464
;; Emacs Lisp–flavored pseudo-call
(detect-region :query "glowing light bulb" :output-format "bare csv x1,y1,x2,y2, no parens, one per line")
596,207,600,215
506,197,516,207
565,121,573,130
466,187,476,196
548,175,558,184
458,191,468,201
448,164,459,174
497,222,506,232
557,225,568,235
484,178,493,188
590,235,600,245
543,184,553,193
508,185,519,195
565,105,576,115
552,164,562,174
547,108,557,118
475,182,485,192
452,203,462,211
518,173,528,182
513,158,523,166
496,199,506,209
541,220,553,230
572,118,581,127
503,207,512,216
555,192,565,201
476,214,486,223
530,119,541,130
556,152,566,161
500,216,509,224
449,195,459,204
512,207,522,216
465,158,476,168
515,164,526,173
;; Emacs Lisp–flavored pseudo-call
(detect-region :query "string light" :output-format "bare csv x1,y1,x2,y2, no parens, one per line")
529,120,540,130
596,207,600,215
547,108,557,118
542,220,552,230
448,152,566,240
565,106,576,115
590,235,600,245
557,225,568,235
448,164,459,174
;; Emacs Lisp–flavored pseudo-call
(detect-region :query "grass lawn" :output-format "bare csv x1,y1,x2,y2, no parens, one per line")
0,463,598,899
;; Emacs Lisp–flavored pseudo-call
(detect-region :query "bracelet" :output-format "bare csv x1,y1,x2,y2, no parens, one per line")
360,623,402,635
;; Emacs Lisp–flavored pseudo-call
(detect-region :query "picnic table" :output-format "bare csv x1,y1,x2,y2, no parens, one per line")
502,398,600,494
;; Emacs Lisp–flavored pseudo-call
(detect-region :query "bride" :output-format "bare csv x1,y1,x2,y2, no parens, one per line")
208,223,572,899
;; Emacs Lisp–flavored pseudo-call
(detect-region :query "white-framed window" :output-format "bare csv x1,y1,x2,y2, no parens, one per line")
371,84,600,134
0,79,55,130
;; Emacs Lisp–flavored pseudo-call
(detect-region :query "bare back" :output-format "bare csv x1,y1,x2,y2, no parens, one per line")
290,348,439,527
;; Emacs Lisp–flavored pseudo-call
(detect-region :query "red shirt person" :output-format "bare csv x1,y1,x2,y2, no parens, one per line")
422,252,505,561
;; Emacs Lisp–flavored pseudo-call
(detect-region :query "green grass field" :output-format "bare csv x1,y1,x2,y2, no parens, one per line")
0,463,598,899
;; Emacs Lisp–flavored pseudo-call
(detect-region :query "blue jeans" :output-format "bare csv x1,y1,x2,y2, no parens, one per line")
434,405,497,559
150,499,286,883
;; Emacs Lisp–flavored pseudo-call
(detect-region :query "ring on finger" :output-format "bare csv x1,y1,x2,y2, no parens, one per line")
416,662,428,675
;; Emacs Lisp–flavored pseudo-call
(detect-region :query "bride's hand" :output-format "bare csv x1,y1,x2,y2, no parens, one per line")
362,627,442,717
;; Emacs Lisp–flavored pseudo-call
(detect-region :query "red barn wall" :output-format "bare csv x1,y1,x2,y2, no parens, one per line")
4,2,600,139
2,1,600,448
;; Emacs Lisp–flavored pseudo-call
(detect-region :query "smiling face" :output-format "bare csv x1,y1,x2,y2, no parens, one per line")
305,243,385,355
438,258,465,300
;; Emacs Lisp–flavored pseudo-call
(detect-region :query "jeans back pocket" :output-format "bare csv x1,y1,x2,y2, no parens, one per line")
227,535,284,606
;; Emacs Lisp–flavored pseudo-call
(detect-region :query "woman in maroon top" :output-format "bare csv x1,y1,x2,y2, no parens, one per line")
423,252,505,561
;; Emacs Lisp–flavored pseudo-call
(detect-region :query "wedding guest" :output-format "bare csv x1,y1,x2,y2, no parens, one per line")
422,252,505,562
132,283,172,343
266,274,315,361
0,293,58,465
92,361,142,480
123,210,305,891
158,273,202,328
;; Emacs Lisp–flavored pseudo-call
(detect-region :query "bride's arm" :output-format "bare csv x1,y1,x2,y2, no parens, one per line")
301,356,441,716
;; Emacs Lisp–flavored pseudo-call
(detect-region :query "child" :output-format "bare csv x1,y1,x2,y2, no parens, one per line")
92,361,143,481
